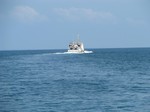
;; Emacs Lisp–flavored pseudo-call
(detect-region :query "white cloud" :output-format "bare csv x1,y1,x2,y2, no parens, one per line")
126,18,146,25
53,8,116,23
12,6,47,22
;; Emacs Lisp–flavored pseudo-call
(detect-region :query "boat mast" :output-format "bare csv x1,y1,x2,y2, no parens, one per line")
77,34,80,42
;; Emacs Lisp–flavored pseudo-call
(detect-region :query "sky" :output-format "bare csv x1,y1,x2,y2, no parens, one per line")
0,0,150,50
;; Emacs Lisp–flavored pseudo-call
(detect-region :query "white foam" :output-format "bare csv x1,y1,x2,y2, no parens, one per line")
53,50,93,54
84,50,93,53
54,52,68,54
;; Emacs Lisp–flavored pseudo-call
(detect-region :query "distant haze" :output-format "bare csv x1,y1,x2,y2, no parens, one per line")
0,0,150,50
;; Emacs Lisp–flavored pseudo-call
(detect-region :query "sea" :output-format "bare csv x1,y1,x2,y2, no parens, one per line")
0,48,150,112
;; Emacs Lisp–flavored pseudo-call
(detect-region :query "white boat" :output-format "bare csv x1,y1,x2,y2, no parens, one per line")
67,35,85,53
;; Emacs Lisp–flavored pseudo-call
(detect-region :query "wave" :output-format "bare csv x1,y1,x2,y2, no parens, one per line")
35,50,93,56
53,50,93,55
84,50,93,53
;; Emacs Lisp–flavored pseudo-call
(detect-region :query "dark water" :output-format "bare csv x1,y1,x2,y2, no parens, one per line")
0,48,150,112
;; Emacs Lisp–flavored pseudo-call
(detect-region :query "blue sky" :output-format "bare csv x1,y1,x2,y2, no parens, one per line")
0,0,150,50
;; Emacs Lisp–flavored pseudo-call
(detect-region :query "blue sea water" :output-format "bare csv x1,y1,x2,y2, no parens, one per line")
0,48,150,112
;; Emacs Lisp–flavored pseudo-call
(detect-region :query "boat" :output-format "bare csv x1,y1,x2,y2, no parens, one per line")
67,35,85,53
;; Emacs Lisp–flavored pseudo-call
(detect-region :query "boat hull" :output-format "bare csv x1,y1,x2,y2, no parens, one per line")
67,50,84,53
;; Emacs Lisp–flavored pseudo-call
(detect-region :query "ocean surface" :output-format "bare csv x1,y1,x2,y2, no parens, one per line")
0,48,150,112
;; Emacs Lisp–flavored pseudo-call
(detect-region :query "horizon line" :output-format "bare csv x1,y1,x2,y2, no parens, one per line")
0,47,150,52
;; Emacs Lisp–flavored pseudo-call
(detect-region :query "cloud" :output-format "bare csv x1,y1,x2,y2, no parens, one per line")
12,6,47,22
126,18,146,25
53,8,116,23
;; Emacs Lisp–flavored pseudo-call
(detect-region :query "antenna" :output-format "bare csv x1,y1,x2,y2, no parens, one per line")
77,34,80,42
